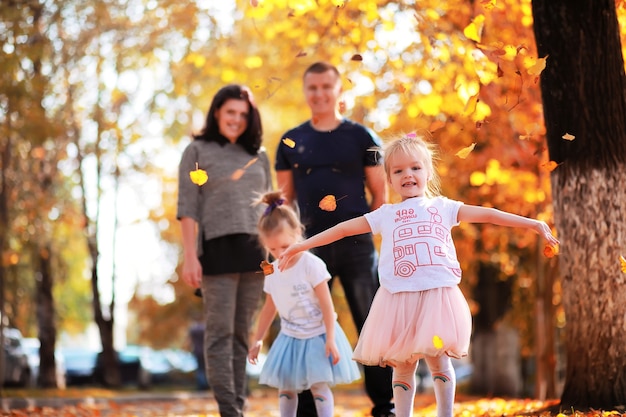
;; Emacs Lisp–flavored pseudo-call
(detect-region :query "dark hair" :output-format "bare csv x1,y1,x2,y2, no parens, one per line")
303,61,341,80
193,84,263,155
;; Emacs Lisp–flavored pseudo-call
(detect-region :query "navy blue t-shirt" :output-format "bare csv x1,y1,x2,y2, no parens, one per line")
275,119,383,236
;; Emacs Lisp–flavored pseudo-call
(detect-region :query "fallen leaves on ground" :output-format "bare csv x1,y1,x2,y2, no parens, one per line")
1,388,623,416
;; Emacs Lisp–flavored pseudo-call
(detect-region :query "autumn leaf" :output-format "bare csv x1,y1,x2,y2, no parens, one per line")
296,50,307,57
189,163,208,186
260,260,274,275
319,195,338,211
282,138,296,148
432,335,444,349
463,14,485,42
527,55,549,76
620,255,626,274
541,161,559,172
455,143,476,159
231,157,259,180
562,132,575,141
429,120,445,132
543,245,559,258
463,93,479,116
350,53,363,61
319,195,348,211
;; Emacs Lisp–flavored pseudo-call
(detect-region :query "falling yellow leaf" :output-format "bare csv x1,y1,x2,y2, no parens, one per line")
260,260,274,275
319,195,338,211
527,55,549,76
455,143,476,159
543,245,559,258
189,163,208,186
541,161,559,172
620,255,626,274
562,133,575,141
463,93,479,116
282,138,296,148
432,335,444,349
463,14,485,42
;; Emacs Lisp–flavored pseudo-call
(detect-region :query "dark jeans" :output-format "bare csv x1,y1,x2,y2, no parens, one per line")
297,234,394,417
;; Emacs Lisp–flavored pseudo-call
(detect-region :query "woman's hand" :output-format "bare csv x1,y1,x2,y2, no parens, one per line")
182,255,203,288
248,340,263,364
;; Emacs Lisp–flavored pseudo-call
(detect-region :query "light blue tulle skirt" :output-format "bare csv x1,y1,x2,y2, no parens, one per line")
259,322,361,391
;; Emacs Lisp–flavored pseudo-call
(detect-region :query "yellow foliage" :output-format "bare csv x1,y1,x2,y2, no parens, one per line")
418,95,443,116
244,56,264,69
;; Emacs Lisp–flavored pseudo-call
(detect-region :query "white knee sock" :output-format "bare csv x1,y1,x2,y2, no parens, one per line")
310,382,334,417
278,390,298,417
392,363,418,417
425,356,456,417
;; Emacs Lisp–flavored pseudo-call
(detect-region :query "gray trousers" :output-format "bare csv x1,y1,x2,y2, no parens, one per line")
202,271,263,417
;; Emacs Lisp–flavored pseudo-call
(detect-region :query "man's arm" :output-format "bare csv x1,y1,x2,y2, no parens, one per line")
276,169,296,205
364,165,387,211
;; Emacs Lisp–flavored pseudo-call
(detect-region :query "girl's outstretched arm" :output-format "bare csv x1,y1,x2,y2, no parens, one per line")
458,205,560,246
314,281,339,365
278,216,371,271
248,294,277,364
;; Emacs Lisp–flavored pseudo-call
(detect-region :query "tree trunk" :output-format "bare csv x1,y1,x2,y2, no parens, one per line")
532,0,626,409
35,245,58,388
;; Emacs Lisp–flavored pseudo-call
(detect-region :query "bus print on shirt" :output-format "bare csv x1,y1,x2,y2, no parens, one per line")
392,206,462,278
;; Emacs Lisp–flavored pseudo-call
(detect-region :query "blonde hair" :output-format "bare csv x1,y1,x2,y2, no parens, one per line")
382,132,441,198
256,191,304,252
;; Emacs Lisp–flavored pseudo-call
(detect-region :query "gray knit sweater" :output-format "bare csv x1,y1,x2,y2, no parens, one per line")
177,139,272,254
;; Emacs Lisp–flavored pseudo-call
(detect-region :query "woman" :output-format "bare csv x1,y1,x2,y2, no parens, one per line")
177,84,271,417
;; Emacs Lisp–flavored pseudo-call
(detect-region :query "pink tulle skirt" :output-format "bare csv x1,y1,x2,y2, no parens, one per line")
353,286,472,367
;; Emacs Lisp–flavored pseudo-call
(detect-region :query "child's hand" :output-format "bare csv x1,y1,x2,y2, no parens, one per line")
278,243,303,271
536,220,560,247
248,340,262,364
325,340,340,365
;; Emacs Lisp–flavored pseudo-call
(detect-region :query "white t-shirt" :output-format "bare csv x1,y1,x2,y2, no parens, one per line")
364,196,464,293
264,251,333,339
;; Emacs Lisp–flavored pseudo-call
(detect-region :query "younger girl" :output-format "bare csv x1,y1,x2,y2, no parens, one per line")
278,134,560,417
248,191,361,417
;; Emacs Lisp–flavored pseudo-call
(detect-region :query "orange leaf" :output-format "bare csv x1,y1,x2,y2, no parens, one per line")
562,132,575,141
620,255,626,274
319,195,337,211
455,143,476,159
282,138,296,148
231,157,259,180
543,245,559,258
463,93,479,116
260,260,274,275
527,55,548,76
429,120,445,132
541,161,559,172
189,163,208,186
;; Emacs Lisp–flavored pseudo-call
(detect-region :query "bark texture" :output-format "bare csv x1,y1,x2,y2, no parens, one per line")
532,0,626,409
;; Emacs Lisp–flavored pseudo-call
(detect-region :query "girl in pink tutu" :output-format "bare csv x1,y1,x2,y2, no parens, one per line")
248,191,361,417
278,134,560,417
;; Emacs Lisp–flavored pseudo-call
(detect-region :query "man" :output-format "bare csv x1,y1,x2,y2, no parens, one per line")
275,61,395,417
